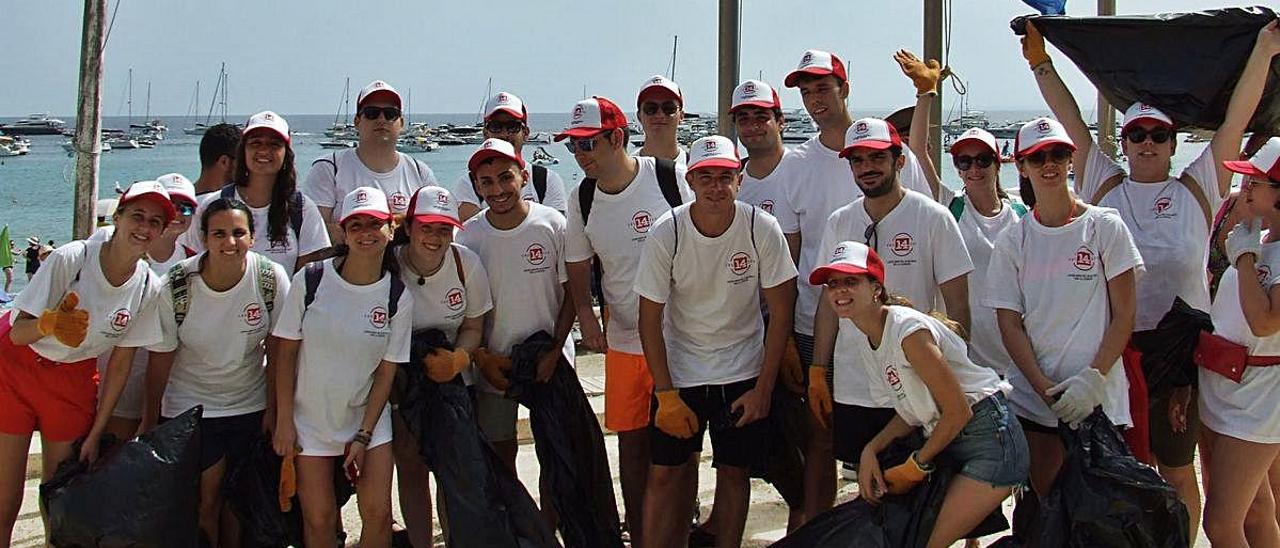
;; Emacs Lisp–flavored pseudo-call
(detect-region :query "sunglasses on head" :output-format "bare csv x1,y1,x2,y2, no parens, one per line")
359,106,402,121
1124,127,1171,144
564,131,610,154
641,101,680,116
953,153,997,171
1023,146,1073,166
485,120,525,134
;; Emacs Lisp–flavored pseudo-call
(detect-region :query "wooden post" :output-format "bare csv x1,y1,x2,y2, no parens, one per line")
924,0,944,168
71,0,106,239
718,0,740,139
1097,0,1118,158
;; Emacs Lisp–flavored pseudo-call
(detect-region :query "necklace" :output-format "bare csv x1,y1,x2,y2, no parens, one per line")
405,247,444,286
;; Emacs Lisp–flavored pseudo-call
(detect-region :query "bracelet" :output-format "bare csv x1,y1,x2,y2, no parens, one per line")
916,90,938,98
911,451,936,473
352,429,372,446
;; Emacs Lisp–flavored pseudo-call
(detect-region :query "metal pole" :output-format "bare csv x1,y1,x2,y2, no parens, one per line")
924,0,944,169
1097,0,1117,158
72,0,106,240
718,0,740,139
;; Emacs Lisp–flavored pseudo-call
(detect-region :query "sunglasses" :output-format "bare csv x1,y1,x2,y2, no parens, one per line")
359,106,402,121
953,153,997,171
863,221,879,252
565,131,610,154
641,101,680,116
174,201,196,216
485,120,525,134
1023,146,1073,166
1124,127,1171,144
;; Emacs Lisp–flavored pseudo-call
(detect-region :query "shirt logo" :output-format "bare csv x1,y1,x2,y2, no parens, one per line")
243,303,263,327
632,210,652,233
885,365,906,400
446,287,464,311
1259,265,1272,285
368,306,389,329
390,192,409,210
1153,196,1173,216
761,199,774,214
1074,246,1095,271
730,251,752,275
891,233,914,256
526,243,546,265
110,308,131,331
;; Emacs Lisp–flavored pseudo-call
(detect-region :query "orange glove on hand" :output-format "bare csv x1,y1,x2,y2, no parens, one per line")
424,348,470,383
780,337,805,394
654,389,699,439
473,348,512,391
884,451,933,495
894,50,942,95
1022,21,1050,69
279,451,297,512
38,291,90,347
808,365,833,428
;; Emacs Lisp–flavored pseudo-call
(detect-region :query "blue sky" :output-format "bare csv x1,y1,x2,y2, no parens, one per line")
0,0,1251,117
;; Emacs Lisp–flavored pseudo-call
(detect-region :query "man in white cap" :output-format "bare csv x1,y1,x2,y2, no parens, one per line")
634,135,797,548
559,95,691,545
302,80,440,243
459,138,576,473
633,75,688,166
809,117,973,499
733,79,800,262
455,91,568,221
1022,22,1280,534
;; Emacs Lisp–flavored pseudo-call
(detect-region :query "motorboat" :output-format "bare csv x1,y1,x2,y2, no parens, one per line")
0,136,28,156
396,136,439,153
0,113,68,135
526,131,553,144
319,139,356,149
531,146,559,166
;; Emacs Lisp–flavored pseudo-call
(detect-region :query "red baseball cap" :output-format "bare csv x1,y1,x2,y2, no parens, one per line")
950,128,1000,157
687,136,741,171
118,180,177,224
1121,103,1174,133
468,138,526,173
809,241,885,286
637,75,683,106
357,80,402,109
554,96,629,141
1014,117,1076,159
339,186,392,224
1224,136,1280,181
484,92,527,121
839,118,902,156
785,49,848,88
731,79,781,112
243,110,290,144
406,186,464,230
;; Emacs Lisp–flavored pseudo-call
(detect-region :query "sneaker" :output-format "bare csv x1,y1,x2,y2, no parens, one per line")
688,525,717,548
840,461,858,481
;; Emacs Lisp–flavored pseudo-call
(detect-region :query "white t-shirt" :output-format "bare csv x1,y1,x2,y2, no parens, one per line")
151,253,290,418
451,163,568,213
782,136,932,335
634,147,690,168
396,243,493,385
634,201,798,387
11,240,162,363
1200,238,1280,443
819,190,974,406
738,150,801,234
456,203,574,393
983,205,1144,427
271,258,413,456
565,156,693,354
868,306,1009,436
87,226,198,264
935,187,1026,375
1078,144,1222,330
302,148,440,216
186,188,331,272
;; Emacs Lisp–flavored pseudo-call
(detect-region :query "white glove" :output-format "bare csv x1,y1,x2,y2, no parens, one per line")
1046,368,1107,428
1225,220,1263,267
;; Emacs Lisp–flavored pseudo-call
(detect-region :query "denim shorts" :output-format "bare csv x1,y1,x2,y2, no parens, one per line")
942,392,1030,488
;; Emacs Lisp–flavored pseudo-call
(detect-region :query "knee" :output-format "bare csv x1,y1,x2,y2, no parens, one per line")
716,465,749,483
647,465,687,490
359,498,393,528
1243,496,1277,532
1203,504,1243,544
302,505,337,532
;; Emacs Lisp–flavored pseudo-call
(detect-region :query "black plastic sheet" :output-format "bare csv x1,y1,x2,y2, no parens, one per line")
1131,297,1213,394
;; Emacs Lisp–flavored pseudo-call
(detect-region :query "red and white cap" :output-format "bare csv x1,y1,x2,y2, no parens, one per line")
1121,103,1174,132
469,138,526,172
484,92,527,121
357,80,402,109
118,180,177,224
243,111,290,143
155,173,197,205
637,75,682,106
785,49,847,87
554,96,629,141
406,185,464,230
687,135,741,171
950,128,1000,157
839,118,902,157
1224,136,1280,181
1014,117,1076,158
809,241,885,285
731,79,781,112
339,186,391,224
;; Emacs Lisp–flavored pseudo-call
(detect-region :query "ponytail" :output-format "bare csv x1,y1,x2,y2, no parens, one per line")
875,283,969,340
1018,175,1036,208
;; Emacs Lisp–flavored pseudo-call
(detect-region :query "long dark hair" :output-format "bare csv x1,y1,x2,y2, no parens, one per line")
232,136,297,246
332,220,401,280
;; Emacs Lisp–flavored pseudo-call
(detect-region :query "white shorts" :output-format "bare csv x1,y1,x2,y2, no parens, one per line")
296,403,393,457
99,351,147,420
1199,366,1280,444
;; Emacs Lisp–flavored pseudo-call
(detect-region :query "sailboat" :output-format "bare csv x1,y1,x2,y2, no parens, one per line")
105,69,144,150
324,77,356,139
184,63,231,135
129,81,166,139
396,87,440,153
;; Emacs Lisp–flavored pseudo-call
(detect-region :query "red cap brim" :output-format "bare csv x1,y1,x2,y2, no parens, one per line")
359,89,401,109
1223,159,1268,178
689,158,742,171
486,107,527,121
1017,139,1076,159
340,211,392,225
950,136,999,156
412,214,465,230
809,263,875,286
244,126,290,144
730,100,778,112
637,87,682,106
553,127,604,142
1121,117,1174,133
120,192,178,224
468,149,525,172
785,67,837,88
838,141,894,157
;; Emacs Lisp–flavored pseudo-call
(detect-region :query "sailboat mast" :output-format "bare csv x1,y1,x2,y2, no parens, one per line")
670,36,678,81
222,69,229,122
204,63,223,125
127,68,133,125
144,82,151,121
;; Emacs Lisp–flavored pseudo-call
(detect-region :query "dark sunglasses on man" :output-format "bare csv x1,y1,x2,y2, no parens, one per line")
1124,127,1172,144
641,101,680,116
359,106,402,121
485,120,525,134
565,131,612,154
953,153,997,171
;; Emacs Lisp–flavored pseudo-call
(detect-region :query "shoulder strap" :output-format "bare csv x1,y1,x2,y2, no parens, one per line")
451,244,465,288
168,261,191,326
578,178,598,224
71,241,89,283
1090,173,1126,205
388,270,405,318
219,183,237,200
749,205,758,256
1175,172,1213,228
254,254,277,315
411,155,425,180
947,196,965,221
303,261,324,310
289,191,304,239
533,165,548,203
182,245,198,258
654,158,683,208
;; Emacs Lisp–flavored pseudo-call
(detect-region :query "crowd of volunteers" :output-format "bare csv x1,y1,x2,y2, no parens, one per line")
3,18,1280,548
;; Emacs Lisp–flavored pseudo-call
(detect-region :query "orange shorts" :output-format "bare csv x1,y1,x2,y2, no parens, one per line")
0,319,98,442
604,350,654,432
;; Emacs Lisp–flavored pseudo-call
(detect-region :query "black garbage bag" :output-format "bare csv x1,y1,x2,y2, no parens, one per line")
1036,410,1190,548
1012,7,1280,132
404,328,559,548
40,405,203,548
750,384,807,510
1131,297,1213,395
507,331,623,548
771,436,1008,547
222,438,304,547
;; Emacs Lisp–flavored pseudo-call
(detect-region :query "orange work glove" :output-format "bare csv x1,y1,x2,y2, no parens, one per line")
893,49,942,95
808,365,833,428
424,348,470,383
38,291,90,347
779,336,805,394
279,451,297,512
884,451,933,495
1021,21,1050,69
472,348,512,391
654,389,699,439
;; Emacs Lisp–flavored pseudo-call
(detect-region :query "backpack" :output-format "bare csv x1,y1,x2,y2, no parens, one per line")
947,194,1029,221
302,260,405,319
1090,172,1213,228
472,164,549,205
169,253,277,326
219,184,304,240
578,158,683,305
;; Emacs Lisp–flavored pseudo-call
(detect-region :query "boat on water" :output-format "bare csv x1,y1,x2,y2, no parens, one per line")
62,140,113,155
0,113,68,135
0,135,30,156
526,131,553,144
396,136,439,153
532,146,559,166
319,140,357,149
184,63,232,135
942,110,991,136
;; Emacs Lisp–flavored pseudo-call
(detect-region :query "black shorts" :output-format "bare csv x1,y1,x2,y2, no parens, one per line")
832,403,896,463
162,410,262,471
1148,389,1200,467
650,377,769,470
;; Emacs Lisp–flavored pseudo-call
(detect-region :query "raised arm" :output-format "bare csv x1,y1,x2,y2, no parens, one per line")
1024,21,1095,179
1210,20,1280,198
894,49,944,200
